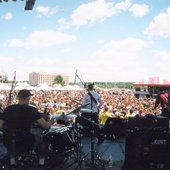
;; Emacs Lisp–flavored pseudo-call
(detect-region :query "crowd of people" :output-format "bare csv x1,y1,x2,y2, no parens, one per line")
0,87,163,123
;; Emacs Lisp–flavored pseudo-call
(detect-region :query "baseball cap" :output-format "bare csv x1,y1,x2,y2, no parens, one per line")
18,89,33,98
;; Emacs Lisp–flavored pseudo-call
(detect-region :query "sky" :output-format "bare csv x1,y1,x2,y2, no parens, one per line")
0,0,170,83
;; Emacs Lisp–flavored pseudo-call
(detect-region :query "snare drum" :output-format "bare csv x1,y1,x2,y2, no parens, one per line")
46,125,76,153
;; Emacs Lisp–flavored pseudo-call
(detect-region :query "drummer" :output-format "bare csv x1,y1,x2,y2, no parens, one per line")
0,89,51,169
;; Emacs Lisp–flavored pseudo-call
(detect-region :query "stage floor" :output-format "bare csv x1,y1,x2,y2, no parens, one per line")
56,135,126,170
0,134,126,170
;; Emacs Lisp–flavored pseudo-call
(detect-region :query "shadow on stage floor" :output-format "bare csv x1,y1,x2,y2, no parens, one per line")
55,135,125,170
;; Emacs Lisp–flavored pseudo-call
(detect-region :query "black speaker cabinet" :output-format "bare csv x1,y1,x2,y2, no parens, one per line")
123,131,170,170
128,116,169,132
103,117,125,137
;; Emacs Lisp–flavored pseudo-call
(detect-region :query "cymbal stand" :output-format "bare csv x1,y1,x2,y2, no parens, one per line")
80,115,106,170
61,120,85,170
75,122,84,170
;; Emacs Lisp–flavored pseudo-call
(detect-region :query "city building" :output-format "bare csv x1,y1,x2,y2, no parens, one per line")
29,72,69,86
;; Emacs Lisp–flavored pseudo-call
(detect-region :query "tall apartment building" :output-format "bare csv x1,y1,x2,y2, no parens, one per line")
29,72,69,86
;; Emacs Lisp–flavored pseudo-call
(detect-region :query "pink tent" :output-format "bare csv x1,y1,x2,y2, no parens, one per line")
133,77,170,87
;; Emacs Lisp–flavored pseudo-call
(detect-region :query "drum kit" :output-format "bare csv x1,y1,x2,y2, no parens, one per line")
45,103,107,169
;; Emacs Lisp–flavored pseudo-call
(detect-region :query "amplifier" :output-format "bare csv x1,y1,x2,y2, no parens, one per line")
128,116,169,132
123,131,170,170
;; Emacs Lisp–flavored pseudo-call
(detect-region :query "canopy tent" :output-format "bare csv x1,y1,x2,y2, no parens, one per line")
36,83,53,91
15,82,36,90
133,77,170,87
62,85,84,91
0,83,11,90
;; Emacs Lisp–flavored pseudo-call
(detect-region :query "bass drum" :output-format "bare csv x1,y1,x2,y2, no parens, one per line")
45,125,76,153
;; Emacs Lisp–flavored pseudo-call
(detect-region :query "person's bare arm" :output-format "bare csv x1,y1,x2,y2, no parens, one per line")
37,117,51,130
0,120,4,129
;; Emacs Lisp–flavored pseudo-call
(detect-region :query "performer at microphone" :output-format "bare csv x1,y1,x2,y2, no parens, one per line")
0,89,51,169
82,83,104,143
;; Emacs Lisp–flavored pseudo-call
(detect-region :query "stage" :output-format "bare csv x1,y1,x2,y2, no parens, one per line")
52,134,126,170
0,134,126,170
1,115,169,170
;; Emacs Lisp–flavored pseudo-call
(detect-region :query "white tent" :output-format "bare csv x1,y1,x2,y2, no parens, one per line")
52,84,63,90
36,83,53,91
15,82,36,90
62,85,84,91
0,83,11,90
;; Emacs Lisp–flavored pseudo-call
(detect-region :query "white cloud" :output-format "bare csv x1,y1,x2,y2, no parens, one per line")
71,0,114,26
61,47,72,53
144,6,170,37
2,37,148,82
48,7,59,16
153,51,170,78
91,38,146,60
7,30,76,48
57,18,70,30
36,6,50,14
0,55,61,81
57,0,148,30
129,4,149,17
0,56,14,63
70,0,131,27
36,6,58,16
1,12,13,20
114,0,131,11
68,38,148,82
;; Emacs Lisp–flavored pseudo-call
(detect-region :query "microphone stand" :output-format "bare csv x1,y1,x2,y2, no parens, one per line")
74,69,87,89
7,71,16,106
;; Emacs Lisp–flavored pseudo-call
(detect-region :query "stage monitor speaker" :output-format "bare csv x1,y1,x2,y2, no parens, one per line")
123,131,170,170
103,117,125,137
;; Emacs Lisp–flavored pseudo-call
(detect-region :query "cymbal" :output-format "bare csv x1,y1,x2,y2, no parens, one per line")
79,108,92,113
66,102,90,116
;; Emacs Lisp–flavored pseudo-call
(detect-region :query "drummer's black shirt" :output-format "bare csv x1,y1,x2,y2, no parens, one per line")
1,104,41,134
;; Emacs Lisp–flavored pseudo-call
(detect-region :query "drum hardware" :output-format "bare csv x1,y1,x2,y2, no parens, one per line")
54,108,106,170
51,103,90,127
76,114,107,169
75,123,84,169
59,122,85,170
39,124,77,170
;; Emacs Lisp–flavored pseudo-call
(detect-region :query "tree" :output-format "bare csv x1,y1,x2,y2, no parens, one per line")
53,75,65,86
3,75,9,83
0,74,9,83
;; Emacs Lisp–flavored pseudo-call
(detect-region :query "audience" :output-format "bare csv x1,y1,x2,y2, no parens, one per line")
0,88,159,121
